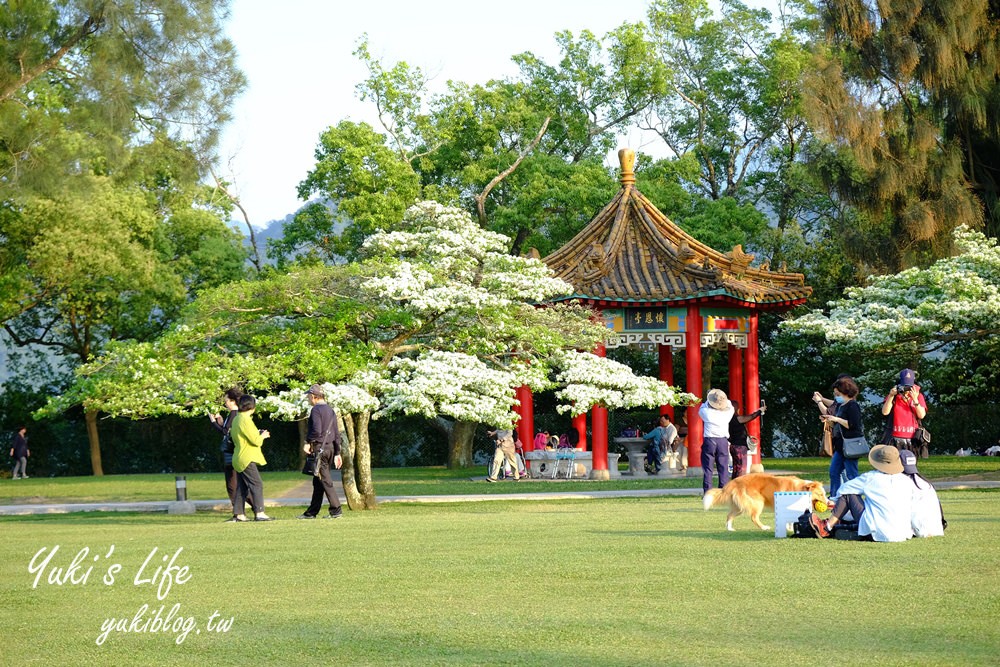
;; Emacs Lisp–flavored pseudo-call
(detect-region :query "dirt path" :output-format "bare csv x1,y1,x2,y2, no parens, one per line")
273,471,344,499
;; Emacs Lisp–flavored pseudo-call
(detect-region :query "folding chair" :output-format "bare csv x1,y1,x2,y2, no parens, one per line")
553,447,577,479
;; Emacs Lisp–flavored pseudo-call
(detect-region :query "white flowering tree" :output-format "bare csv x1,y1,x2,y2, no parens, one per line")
53,201,693,507
781,226,1000,401
551,351,698,414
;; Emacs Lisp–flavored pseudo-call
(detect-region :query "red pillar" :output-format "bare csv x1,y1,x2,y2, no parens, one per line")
571,412,588,451
590,344,608,476
685,304,703,470
516,385,535,451
728,345,744,411
658,344,675,420
745,311,762,467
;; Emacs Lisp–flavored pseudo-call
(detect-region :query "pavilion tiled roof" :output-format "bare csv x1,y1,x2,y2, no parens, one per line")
542,149,812,310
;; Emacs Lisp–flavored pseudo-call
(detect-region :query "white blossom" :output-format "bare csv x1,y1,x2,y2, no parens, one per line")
551,350,699,416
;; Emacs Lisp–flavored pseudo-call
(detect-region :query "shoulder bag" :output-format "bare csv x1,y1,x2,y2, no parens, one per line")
842,435,870,459
301,410,335,476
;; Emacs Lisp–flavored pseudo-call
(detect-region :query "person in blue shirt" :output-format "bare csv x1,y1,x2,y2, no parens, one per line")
642,415,677,474
811,445,912,542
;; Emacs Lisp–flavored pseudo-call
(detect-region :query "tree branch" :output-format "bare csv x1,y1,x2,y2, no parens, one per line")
1,12,104,102
210,168,263,273
474,116,551,226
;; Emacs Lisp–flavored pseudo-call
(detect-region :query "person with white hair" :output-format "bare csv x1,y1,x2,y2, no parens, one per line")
698,389,735,494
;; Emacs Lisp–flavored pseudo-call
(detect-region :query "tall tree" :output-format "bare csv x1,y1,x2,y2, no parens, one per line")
3,165,246,474
0,0,245,193
273,27,667,264
804,0,1000,271
0,1,246,474
55,202,695,501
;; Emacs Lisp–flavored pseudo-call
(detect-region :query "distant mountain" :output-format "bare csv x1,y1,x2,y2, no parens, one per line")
230,198,343,265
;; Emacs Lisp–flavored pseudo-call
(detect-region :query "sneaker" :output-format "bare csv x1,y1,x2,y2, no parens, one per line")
254,513,274,522
485,477,496,483
297,513,317,520
324,512,342,520
225,515,248,523
809,513,830,538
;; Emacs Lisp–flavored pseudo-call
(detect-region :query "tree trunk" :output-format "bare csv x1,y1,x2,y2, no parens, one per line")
445,419,477,468
297,418,308,471
85,409,104,476
340,411,377,510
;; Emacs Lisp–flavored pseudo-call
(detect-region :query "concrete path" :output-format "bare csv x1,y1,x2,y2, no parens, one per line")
0,479,996,516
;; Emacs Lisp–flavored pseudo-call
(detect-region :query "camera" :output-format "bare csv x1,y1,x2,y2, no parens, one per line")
896,384,912,395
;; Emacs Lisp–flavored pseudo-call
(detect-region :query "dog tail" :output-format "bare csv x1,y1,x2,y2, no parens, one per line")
703,488,722,510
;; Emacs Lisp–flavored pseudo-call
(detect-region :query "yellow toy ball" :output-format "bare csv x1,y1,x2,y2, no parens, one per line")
813,499,829,513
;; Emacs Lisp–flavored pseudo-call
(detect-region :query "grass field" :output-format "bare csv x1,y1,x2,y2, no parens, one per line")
1,467,999,665
2,456,998,505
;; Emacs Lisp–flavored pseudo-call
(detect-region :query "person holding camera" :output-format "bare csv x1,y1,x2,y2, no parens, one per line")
881,368,927,455
209,388,243,510
298,384,344,519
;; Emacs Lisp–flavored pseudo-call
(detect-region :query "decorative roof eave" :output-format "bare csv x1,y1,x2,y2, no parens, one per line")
549,293,811,311
541,149,812,310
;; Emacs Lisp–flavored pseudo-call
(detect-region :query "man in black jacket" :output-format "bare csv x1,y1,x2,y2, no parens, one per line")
10,426,29,479
298,384,344,519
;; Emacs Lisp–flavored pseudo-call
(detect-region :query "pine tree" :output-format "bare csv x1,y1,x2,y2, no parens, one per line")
805,0,1000,271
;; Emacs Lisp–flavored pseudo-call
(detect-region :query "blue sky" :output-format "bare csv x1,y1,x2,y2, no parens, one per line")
217,0,654,226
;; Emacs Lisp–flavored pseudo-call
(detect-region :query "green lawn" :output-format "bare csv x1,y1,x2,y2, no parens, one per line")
1,491,998,666
1,456,997,505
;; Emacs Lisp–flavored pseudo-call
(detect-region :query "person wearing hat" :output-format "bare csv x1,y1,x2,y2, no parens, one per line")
698,389,735,493
881,368,928,455
810,444,913,542
900,449,946,537
298,384,344,519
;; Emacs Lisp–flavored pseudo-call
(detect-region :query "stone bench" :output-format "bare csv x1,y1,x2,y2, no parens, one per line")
523,450,622,480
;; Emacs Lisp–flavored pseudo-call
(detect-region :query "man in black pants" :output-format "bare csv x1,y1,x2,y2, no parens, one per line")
298,384,344,519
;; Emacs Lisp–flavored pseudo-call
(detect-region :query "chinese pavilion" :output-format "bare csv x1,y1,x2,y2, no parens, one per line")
513,149,812,479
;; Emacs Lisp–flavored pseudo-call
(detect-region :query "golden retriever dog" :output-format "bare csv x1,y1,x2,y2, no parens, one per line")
702,473,828,531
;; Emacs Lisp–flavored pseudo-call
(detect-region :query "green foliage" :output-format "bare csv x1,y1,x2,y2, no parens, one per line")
805,0,1000,268
0,0,245,194
285,121,420,263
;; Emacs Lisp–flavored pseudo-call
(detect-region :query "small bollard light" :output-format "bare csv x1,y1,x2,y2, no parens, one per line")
175,475,187,502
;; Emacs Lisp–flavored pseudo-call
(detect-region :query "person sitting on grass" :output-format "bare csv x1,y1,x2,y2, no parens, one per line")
899,449,946,537
810,444,912,542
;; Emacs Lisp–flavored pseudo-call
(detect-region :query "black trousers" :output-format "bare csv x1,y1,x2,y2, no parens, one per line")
233,462,264,516
305,451,342,516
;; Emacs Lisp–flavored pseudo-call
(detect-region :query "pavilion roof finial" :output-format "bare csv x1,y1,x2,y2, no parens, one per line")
618,148,636,187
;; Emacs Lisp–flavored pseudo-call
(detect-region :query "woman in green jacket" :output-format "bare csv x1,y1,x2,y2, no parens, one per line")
228,394,273,522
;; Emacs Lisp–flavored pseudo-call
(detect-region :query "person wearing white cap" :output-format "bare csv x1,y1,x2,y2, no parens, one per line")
810,444,913,542
900,449,946,537
697,389,735,493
